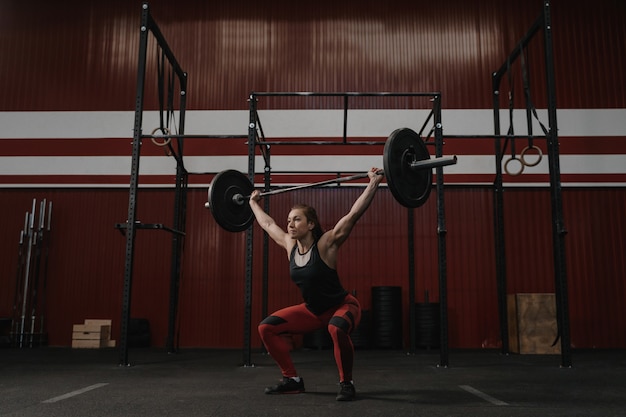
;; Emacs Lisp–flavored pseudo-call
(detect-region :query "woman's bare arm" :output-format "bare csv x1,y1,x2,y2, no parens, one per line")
249,190,292,255
319,168,383,265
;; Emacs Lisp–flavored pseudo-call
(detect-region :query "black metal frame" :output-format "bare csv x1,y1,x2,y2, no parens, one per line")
491,0,571,367
121,1,568,370
119,2,188,366
244,92,450,367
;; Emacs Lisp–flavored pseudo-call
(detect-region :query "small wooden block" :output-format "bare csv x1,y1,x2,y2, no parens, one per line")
84,319,112,327
71,339,105,349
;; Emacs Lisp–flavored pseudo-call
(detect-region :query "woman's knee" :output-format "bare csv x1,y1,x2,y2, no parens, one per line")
328,316,350,336
258,315,287,338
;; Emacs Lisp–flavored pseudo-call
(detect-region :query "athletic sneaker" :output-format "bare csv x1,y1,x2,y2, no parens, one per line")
264,377,305,394
336,381,356,401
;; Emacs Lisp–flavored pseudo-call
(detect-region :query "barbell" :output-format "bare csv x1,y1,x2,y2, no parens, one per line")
206,128,457,232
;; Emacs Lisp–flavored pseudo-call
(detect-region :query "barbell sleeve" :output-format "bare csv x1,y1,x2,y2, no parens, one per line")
409,155,457,170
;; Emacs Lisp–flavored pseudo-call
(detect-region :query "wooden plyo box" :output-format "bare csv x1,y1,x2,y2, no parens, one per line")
71,319,116,349
507,293,561,354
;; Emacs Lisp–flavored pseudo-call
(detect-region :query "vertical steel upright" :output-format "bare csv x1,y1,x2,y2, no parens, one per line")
262,148,271,348
121,2,188,365
407,207,416,354
492,4,544,359
492,78,509,354
243,94,257,367
166,77,188,354
542,1,571,367
433,94,449,367
119,2,150,367
490,0,570,366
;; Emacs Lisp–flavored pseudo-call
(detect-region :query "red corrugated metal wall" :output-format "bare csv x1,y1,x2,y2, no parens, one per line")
0,0,625,349
1,187,624,348
1,0,625,110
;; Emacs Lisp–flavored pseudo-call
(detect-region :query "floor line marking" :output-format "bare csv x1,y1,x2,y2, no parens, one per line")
459,384,509,406
42,383,109,403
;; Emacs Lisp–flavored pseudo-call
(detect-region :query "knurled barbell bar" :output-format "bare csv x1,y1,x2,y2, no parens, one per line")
206,127,457,232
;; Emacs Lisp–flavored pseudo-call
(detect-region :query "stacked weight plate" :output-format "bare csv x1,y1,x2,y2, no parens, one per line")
416,303,440,349
372,286,402,349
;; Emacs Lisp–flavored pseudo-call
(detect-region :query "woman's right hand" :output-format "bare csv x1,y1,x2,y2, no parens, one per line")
249,190,262,204
368,167,384,185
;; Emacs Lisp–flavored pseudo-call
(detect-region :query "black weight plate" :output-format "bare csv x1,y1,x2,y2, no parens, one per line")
383,128,432,208
208,169,254,232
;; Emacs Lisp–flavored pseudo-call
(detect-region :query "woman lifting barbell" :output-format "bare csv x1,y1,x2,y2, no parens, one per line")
249,167,384,401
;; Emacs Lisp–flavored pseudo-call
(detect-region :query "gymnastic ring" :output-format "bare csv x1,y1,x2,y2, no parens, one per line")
504,156,524,176
520,145,543,167
150,127,172,147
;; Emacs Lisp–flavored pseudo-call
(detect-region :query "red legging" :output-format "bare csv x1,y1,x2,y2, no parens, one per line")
258,294,361,382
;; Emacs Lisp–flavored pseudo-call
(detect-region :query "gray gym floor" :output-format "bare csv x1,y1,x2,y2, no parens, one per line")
1,347,625,417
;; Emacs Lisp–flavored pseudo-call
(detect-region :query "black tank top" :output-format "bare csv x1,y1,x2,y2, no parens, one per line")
289,243,348,315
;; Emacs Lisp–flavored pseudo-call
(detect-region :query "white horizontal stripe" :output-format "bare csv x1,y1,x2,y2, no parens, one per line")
0,156,203,175
556,109,626,137
257,109,430,137
0,155,623,176
561,155,626,174
0,112,136,139
185,155,385,174
1,109,625,139
0,156,378,175
0,111,247,139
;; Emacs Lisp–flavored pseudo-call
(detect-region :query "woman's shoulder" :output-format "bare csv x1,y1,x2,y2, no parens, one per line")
316,232,337,253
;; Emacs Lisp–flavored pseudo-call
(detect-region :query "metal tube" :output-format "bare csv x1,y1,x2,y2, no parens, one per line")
259,155,457,197
258,172,372,197
408,155,457,170
19,199,36,347
230,155,458,204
